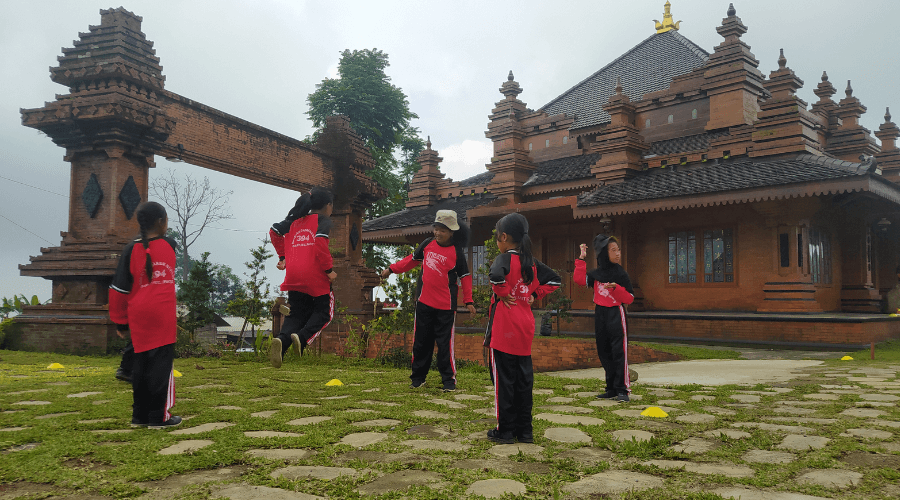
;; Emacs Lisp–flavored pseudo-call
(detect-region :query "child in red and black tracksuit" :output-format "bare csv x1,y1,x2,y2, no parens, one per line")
486,213,560,444
381,210,476,391
268,187,337,368
574,234,634,402
109,201,181,429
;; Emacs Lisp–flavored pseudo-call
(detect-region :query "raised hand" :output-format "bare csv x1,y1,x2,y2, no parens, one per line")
579,243,588,260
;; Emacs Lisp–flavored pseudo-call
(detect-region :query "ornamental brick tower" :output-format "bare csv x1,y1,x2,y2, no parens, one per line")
18,8,173,352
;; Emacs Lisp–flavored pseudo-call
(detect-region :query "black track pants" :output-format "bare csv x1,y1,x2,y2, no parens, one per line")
594,304,630,395
410,301,457,386
119,341,135,375
491,349,534,437
132,343,175,424
278,290,334,355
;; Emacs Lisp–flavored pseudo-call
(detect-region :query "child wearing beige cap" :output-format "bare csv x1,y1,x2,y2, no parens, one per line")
381,210,476,391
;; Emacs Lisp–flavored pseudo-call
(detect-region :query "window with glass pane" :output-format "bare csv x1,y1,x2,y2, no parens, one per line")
808,228,832,284
702,228,734,283
668,231,696,283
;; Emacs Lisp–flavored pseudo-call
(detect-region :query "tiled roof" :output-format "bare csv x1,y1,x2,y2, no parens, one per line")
541,31,709,130
363,194,498,232
578,154,869,207
646,131,730,157
523,153,601,186
456,171,495,187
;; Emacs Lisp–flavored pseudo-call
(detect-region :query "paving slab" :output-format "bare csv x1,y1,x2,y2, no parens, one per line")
612,409,646,418
537,405,593,414
573,391,599,398
338,432,387,448
657,399,686,406
351,418,400,428
648,389,675,397
453,394,488,401
534,413,605,426
839,408,885,418
334,450,427,465
320,395,350,400
428,398,466,409
644,459,754,477
563,470,664,496
465,479,526,499
841,451,900,468
244,431,303,438
158,439,214,455
779,435,830,451
671,437,717,454
733,422,814,434
731,394,761,403
170,422,235,435
547,360,822,386
91,429,132,434
854,401,895,407
287,416,332,426
0,426,31,432
533,389,554,395
35,412,80,419
765,417,838,425
473,407,495,416
705,429,752,439
245,449,315,461
742,449,796,464
796,469,863,489
78,418,113,424
612,429,653,442
214,484,323,500
248,396,274,402
407,424,452,438
711,486,830,500
213,405,243,410
270,465,360,481
281,403,318,408
703,406,736,416
547,396,576,403
251,410,279,418
803,393,839,401
867,419,900,428
563,384,582,391
840,428,893,439
67,391,102,398
8,389,48,395
691,395,715,401
13,400,51,406
544,427,592,443
400,439,471,452
356,470,445,496
488,443,544,457
344,408,376,414
676,413,717,424
588,399,620,408
772,406,816,415
412,410,450,419
860,392,900,401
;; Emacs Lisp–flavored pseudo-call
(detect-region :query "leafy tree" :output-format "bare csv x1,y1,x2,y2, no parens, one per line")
166,228,195,281
209,263,242,315
151,168,234,281
225,238,273,350
1,295,41,319
177,252,216,342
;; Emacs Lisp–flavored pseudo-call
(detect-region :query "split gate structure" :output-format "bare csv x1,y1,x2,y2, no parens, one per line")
15,8,384,353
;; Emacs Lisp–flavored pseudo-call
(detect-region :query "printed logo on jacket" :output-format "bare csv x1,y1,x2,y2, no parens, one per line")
292,229,315,247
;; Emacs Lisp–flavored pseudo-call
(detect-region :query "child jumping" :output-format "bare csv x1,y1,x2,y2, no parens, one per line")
109,201,181,429
381,210,476,391
574,235,634,402
269,187,337,368
486,213,560,444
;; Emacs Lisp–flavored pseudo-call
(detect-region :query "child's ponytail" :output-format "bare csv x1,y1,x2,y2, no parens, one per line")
135,201,168,282
495,213,535,284
452,220,471,249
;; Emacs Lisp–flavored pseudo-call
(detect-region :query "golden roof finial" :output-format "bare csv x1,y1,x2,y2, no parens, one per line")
654,1,682,33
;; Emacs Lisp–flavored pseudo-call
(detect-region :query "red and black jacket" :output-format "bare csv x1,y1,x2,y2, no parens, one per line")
574,259,634,307
485,251,560,356
270,214,333,297
389,237,473,311
109,237,178,353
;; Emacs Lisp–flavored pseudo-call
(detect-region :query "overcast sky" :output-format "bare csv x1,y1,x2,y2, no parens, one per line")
1,0,898,302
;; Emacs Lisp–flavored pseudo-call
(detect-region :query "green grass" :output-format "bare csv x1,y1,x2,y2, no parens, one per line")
630,342,742,360
1,348,898,499
849,339,900,363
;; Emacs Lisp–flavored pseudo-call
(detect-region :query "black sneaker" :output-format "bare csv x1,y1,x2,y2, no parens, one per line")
410,380,426,389
596,392,615,399
115,368,132,383
487,429,514,444
148,416,182,429
516,433,534,444
615,393,630,402
130,418,148,428
442,383,457,392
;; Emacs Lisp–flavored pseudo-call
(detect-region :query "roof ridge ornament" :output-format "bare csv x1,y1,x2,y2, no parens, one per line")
615,75,623,95
777,48,786,70
653,1,681,33
508,70,514,81
846,80,853,98
727,3,736,16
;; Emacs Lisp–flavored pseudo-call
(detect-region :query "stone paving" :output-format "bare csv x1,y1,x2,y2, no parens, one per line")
3,355,900,499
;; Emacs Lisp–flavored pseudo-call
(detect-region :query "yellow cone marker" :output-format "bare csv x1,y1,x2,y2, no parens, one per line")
640,406,668,418
173,369,183,377
47,363,65,369
840,356,854,361
325,379,344,386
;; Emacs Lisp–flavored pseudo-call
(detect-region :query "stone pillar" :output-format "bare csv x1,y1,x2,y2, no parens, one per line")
826,81,881,161
406,138,446,208
16,8,173,353
875,108,900,183
590,77,648,183
484,71,535,203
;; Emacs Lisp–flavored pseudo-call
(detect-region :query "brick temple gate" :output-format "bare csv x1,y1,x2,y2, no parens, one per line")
14,8,383,353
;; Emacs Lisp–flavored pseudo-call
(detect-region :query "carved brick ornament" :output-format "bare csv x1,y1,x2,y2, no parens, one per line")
82,173,103,218
118,175,141,219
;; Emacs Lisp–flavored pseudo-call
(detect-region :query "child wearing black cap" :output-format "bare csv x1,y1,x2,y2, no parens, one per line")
574,235,634,402
381,209,476,391
268,187,337,367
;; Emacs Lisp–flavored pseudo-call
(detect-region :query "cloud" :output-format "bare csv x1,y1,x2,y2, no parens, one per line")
436,140,493,182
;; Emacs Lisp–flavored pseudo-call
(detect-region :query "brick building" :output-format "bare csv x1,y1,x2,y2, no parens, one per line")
363,3,900,347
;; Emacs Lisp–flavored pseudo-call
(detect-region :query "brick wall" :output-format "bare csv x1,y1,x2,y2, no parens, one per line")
315,329,680,372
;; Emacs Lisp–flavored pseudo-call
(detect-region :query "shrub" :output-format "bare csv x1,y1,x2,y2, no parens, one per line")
0,318,23,349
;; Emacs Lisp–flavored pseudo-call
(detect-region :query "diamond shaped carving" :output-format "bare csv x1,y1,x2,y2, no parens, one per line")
81,173,103,218
350,222,360,251
118,175,141,219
